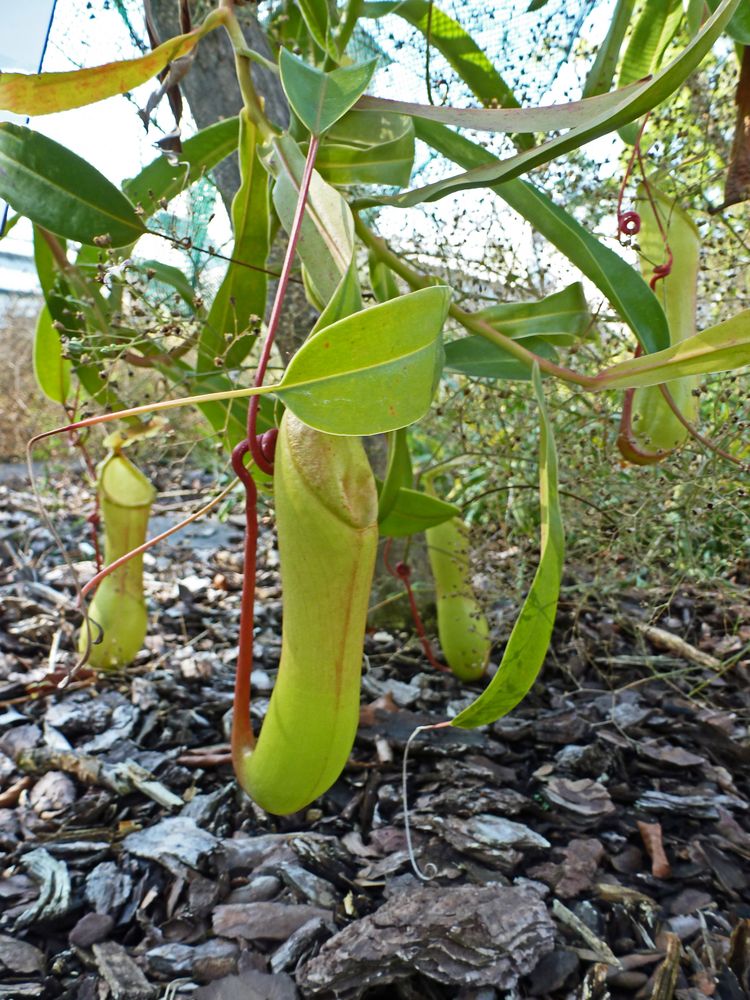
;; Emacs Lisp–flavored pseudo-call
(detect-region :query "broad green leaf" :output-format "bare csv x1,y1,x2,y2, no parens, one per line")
315,109,415,186
452,366,564,729
274,286,450,434
123,117,240,218
354,81,647,133
361,0,739,208
199,112,269,370
378,427,414,520
0,14,221,115
414,120,670,354
279,49,376,135
130,259,196,306
477,283,590,345
369,253,401,302
0,123,146,247
445,335,558,380
362,0,529,147
270,133,354,302
379,486,459,537
527,0,550,9
582,0,636,97
707,0,750,42
33,304,70,403
595,311,750,390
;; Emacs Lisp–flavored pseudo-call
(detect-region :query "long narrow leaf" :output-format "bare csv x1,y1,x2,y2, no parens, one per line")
270,134,354,302
414,119,670,354
33,305,70,404
199,112,269,370
582,0,636,97
361,0,738,209
355,81,645,133
362,1,526,134
0,14,222,116
452,366,564,729
594,311,750,390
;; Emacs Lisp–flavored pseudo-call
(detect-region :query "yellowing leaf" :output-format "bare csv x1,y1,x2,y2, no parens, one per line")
0,13,222,116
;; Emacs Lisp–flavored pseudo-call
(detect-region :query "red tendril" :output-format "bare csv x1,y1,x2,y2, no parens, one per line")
383,539,450,674
618,210,641,236
232,135,320,765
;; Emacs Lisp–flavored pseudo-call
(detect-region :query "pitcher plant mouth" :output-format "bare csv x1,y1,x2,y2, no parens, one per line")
78,451,156,671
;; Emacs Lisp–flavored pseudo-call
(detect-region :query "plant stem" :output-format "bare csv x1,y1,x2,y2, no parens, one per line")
232,475,259,759
220,0,273,140
355,216,597,390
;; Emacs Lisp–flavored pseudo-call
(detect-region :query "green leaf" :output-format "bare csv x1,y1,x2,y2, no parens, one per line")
686,0,704,36
582,0,636,97
477,283,590,345
362,0,528,147
310,257,363,334
707,0,750,42
274,286,451,434
32,225,60,300
362,0,739,208
0,15,221,115
595,311,750,390
129,259,196,306
369,253,401,302
297,0,334,52
379,486,459,537
123,117,240,218
33,304,70,404
619,0,682,88
617,0,683,142
315,109,414,186
445,335,558,380
199,112,269,371
414,119,670,354
0,123,146,247
279,49,377,135
378,427,413,520
354,81,647,133
270,133,354,303
452,366,564,729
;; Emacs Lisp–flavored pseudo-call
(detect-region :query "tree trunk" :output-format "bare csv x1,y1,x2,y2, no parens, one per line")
147,1,314,361
148,0,288,213
146,2,431,629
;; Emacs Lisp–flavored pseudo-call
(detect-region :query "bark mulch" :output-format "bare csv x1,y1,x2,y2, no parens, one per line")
1,470,749,1000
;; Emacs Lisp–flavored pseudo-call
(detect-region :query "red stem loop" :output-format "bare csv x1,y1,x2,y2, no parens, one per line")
383,539,450,674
